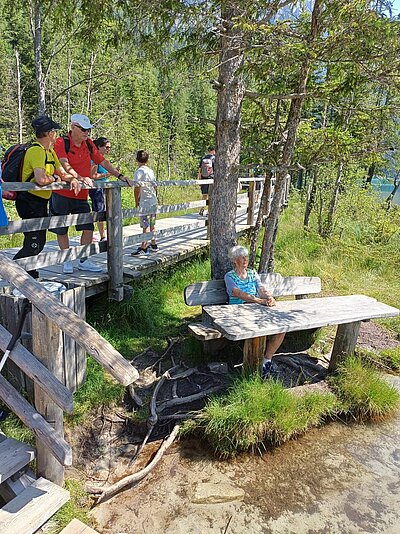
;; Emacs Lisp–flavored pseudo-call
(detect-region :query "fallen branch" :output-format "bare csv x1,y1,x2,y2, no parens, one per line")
156,385,224,413
90,424,180,504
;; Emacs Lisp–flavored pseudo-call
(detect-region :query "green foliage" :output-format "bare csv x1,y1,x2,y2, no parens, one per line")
0,411,34,445
69,357,125,424
182,376,338,458
328,356,400,420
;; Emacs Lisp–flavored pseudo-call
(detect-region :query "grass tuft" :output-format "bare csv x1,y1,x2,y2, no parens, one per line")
183,375,339,457
47,478,95,533
328,356,400,421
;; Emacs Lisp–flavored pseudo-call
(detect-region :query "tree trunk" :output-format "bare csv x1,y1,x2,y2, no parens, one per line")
304,168,318,227
15,49,23,144
249,170,273,268
29,0,46,115
86,53,96,114
211,4,245,279
323,160,343,237
67,56,73,121
258,0,322,272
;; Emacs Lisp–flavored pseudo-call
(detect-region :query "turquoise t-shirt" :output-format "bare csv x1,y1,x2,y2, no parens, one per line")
224,269,262,304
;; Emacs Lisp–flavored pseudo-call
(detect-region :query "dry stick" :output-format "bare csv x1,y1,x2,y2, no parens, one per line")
150,338,179,370
156,385,225,413
90,424,180,504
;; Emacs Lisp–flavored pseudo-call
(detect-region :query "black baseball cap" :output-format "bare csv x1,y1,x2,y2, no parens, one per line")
31,115,62,134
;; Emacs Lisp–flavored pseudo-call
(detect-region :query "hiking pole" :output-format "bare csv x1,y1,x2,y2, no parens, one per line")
0,298,31,373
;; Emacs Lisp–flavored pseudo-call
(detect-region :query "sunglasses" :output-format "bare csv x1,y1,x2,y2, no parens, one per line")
105,145,111,150
73,124,91,132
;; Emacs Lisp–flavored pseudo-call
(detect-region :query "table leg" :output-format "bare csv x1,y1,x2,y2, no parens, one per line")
243,336,267,375
328,321,361,372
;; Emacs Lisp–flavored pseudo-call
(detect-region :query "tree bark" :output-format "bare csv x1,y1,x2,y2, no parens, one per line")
15,49,23,144
304,167,318,228
211,3,245,279
323,160,343,237
29,0,46,115
259,0,322,272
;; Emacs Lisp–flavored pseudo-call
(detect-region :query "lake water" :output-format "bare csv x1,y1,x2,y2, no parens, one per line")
371,180,400,205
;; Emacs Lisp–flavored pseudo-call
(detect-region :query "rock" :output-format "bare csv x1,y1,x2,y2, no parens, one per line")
191,480,245,504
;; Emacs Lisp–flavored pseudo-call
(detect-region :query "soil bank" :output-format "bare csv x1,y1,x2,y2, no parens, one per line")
91,375,400,534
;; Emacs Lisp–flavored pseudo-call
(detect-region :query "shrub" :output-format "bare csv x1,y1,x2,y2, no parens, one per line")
328,356,400,421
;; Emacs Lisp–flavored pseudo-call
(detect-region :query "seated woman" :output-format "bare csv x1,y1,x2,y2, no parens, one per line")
224,245,285,378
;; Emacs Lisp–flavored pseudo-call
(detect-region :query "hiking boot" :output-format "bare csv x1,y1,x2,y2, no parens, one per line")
149,243,159,252
78,259,103,272
131,247,149,256
63,261,74,274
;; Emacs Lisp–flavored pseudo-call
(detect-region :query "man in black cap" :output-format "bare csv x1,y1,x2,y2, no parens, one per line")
13,115,81,279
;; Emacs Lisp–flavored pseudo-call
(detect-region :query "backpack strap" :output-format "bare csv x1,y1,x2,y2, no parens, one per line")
63,136,93,155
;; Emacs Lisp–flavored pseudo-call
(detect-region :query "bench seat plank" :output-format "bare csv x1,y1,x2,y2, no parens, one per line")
188,323,223,341
203,295,399,341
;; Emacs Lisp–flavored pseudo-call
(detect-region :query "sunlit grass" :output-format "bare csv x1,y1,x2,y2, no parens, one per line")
328,356,400,421
181,375,339,458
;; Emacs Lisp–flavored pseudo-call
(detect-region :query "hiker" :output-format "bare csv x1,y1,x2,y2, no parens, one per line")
51,114,130,274
198,146,216,216
12,115,81,279
90,137,112,242
131,150,158,255
224,245,285,378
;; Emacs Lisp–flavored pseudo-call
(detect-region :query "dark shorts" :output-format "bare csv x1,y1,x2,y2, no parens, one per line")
89,188,105,212
49,194,94,235
201,181,210,195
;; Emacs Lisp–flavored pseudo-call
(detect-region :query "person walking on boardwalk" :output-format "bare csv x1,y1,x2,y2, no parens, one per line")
12,115,81,279
90,137,112,242
51,113,130,274
131,150,158,256
198,146,216,216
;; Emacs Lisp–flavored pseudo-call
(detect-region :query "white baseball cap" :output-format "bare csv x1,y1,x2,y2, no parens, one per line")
71,113,93,129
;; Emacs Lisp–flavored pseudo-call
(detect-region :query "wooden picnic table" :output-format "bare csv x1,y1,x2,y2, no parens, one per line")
203,295,399,372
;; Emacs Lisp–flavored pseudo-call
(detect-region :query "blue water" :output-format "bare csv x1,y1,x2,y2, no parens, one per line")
370,180,400,205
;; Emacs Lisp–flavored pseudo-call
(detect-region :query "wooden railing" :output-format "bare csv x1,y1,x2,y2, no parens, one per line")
1,177,264,301
0,254,139,485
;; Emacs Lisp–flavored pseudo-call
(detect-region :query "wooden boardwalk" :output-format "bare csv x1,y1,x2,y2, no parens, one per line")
1,202,251,298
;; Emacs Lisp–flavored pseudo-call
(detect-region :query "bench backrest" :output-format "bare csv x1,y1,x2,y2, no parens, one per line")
184,273,321,307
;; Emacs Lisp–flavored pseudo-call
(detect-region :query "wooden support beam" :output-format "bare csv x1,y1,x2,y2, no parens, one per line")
32,305,65,485
0,375,72,466
243,336,266,375
0,324,73,413
329,321,361,372
0,254,139,386
106,187,124,301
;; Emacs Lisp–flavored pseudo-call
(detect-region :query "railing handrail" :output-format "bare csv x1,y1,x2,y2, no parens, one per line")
1,176,264,193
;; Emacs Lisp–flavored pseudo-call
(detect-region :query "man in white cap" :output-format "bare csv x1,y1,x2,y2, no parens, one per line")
51,113,130,274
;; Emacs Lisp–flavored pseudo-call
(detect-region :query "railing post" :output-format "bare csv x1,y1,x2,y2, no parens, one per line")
206,183,213,240
247,181,255,225
106,187,124,301
32,305,65,485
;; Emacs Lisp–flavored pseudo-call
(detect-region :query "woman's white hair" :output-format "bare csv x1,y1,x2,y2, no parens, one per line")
229,245,249,261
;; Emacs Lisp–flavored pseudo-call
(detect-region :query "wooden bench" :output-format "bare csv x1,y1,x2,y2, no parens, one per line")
185,273,322,353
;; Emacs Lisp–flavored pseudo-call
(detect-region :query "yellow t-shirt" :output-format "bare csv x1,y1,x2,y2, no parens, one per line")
22,143,61,200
